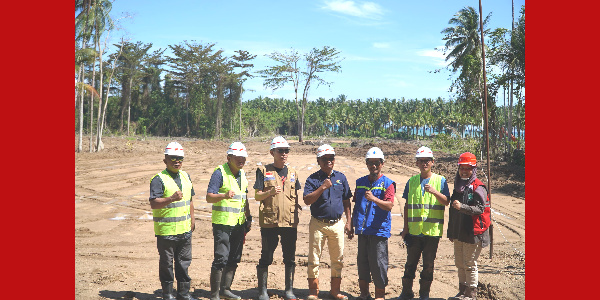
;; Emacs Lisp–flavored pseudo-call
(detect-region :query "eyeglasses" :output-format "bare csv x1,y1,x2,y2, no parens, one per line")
366,160,382,166
277,149,290,154
417,159,432,164
169,156,184,162
320,156,335,162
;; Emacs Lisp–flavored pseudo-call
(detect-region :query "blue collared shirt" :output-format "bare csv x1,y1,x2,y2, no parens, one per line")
304,169,352,220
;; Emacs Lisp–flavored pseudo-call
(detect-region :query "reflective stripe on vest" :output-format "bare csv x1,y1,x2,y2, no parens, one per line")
212,163,248,226
151,170,192,236
353,175,394,238
407,173,445,237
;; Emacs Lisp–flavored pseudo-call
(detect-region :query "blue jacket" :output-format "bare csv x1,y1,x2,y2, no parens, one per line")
352,175,395,238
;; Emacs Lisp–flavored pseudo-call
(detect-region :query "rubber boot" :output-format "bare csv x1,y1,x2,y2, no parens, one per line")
210,269,222,300
397,278,414,300
161,281,176,300
284,265,297,300
176,281,197,300
418,279,432,300
462,286,477,300
449,283,466,300
329,277,348,300
307,277,319,300
374,287,385,300
358,280,370,300
257,267,269,300
221,266,242,300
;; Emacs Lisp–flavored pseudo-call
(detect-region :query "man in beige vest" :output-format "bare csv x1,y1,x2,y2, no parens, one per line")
254,136,302,300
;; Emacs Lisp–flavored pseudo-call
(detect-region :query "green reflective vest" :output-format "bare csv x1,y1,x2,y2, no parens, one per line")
212,163,248,226
151,170,192,236
407,173,445,237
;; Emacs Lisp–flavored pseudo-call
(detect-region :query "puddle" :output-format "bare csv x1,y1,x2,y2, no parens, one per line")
491,208,513,220
139,213,153,220
110,213,128,220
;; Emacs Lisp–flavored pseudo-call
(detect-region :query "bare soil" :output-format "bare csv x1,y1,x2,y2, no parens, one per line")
75,136,525,300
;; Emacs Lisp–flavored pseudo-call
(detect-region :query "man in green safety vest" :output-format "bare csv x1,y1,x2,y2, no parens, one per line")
149,141,198,300
398,146,450,300
206,142,252,300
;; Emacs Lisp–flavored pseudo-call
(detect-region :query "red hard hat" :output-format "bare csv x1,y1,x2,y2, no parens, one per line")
458,152,477,166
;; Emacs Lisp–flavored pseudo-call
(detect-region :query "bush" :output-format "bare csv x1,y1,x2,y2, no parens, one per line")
431,133,481,155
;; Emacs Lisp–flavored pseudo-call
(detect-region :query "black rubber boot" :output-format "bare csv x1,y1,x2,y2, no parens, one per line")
176,281,197,300
462,286,477,300
418,279,432,300
257,267,269,300
221,266,242,300
284,265,297,300
449,283,466,300
161,281,176,300
397,278,414,300
210,269,222,300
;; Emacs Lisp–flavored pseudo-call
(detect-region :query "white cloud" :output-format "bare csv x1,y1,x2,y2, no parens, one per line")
416,48,447,66
322,0,384,20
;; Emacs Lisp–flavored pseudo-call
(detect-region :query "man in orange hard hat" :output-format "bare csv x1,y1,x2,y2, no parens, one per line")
447,152,491,300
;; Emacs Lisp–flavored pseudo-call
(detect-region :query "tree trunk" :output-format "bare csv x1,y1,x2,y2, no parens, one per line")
239,84,243,140
89,56,97,152
78,68,85,152
127,77,133,136
216,73,223,138
95,43,104,151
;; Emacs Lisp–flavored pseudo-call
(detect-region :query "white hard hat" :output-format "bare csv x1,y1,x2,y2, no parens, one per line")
164,142,184,157
365,147,385,161
317,144,335,157
227,142,248,157
415,146,434,159
270,136,290,150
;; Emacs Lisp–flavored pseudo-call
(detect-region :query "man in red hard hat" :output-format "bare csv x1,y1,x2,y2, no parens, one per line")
447,152,491,300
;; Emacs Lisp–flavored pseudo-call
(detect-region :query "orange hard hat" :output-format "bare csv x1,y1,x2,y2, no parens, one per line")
458,152,477,166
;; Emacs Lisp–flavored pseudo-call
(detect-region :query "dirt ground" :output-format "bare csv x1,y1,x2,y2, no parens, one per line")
75,136,525,300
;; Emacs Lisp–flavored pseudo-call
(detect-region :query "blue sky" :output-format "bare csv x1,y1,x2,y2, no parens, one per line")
108,0,524,103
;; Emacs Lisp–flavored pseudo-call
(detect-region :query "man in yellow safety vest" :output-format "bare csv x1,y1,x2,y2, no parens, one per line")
398,146,450,300
206,142,252,300
149,141,198,300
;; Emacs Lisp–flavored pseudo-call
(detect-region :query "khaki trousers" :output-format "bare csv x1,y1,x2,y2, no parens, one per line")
307,216,345,278
453,240,483,288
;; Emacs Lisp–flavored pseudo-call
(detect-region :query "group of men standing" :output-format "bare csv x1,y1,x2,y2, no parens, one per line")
149,137,490,300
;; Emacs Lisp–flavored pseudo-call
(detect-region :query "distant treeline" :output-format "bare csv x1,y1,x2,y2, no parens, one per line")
76,1,524,163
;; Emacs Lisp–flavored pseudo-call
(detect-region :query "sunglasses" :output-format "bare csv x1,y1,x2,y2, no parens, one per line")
366,160,382,166
320,156,335,162
417,159,432,164
168,156,184,162
276,149,290,154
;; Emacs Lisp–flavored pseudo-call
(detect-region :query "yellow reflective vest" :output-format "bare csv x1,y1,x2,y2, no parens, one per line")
406,173,445,237
212,163,248,226
151,170,192,236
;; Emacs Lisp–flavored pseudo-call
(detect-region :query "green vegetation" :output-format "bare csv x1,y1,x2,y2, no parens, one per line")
75,2,524,163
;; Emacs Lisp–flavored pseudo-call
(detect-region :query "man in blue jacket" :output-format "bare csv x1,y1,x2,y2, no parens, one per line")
351,147,395,300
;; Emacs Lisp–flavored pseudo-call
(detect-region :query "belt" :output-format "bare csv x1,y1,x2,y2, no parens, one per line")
314,216,341,225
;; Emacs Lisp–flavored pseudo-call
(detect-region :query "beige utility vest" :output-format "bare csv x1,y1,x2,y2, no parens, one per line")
258,164,301,228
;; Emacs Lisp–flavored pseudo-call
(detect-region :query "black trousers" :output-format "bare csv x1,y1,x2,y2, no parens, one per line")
212,223,245,270
357,234,388,289
258,227,298,268
157,234,193,283
402,235,440,282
